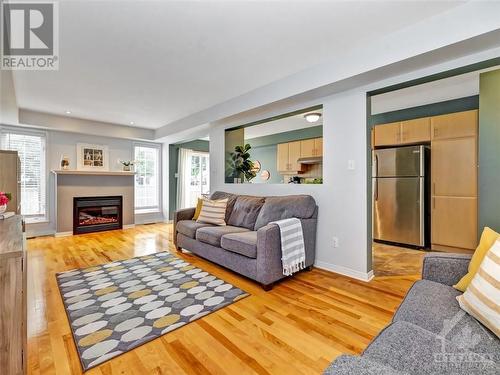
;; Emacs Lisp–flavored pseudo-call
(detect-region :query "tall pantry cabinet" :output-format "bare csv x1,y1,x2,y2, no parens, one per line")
431,110,478,252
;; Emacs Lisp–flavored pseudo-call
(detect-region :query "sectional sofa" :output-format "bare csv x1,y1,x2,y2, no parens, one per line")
324,253,500,374
173,191,318,290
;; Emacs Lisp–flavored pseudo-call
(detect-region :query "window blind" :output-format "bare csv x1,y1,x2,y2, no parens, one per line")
134,144,160,211
1,129,47,219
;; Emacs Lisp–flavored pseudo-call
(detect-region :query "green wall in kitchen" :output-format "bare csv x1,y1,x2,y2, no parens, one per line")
247,144,283,184
479,69,500,233
168,140,209,219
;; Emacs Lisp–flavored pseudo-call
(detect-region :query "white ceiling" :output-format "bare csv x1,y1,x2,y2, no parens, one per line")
12,1,463,130
245,109,322,139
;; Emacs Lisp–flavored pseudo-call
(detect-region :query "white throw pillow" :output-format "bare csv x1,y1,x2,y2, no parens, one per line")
457,239,500,338
196,198,228,226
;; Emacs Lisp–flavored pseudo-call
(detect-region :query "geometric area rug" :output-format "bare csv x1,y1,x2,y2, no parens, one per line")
56,251,249,371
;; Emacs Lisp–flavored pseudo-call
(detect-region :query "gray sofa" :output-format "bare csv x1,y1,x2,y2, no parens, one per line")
324,253,500,374
173,191,317,290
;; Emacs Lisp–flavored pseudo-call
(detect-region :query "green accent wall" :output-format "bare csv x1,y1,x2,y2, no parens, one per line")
247,145,283,184
479,69,500,233
168,140,209,219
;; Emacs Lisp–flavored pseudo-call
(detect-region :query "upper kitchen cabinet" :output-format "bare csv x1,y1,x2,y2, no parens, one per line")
431,110,478,140
300,137,323,158
401,117,431,144
373,118,431,147
373,122,401,146
278,141,303,173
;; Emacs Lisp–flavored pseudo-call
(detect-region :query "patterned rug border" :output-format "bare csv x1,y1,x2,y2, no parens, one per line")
56,251,249,371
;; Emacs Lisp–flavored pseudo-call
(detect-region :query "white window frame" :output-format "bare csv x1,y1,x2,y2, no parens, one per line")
133,142,162,214
0,126,49,223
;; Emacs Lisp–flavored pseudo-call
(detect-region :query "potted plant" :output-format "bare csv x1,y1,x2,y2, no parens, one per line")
228,144,256,183
0,192,11,214
119,160,135,171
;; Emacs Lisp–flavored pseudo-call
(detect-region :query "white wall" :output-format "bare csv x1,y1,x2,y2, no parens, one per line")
0,70,19,125
209,89,371,280
27,129,164,237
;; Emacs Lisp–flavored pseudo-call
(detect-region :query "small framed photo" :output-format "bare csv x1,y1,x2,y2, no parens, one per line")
77,143,109,171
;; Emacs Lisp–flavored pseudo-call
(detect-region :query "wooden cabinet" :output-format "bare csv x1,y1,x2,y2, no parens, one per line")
0,216,26,375
432,197,478,251
300,137,323,158
431,110,478,252
0,150,21,214
431,110,478,140
373,118,431,147
373,122,401,146
277,141,304,173
401,117,431,144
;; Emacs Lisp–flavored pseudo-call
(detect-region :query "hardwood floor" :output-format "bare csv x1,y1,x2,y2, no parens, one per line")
372,242,426,277
27,224,419,374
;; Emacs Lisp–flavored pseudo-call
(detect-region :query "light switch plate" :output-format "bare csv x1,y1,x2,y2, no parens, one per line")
348,160,355,170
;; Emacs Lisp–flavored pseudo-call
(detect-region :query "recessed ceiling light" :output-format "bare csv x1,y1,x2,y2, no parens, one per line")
130,121,135,125
65,110,71,114
304,112,321,123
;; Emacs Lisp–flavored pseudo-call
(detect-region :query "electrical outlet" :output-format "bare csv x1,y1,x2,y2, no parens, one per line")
347,160,355,170
333,237,339,248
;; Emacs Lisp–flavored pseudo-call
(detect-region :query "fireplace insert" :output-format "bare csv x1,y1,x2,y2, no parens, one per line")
73,196,122,234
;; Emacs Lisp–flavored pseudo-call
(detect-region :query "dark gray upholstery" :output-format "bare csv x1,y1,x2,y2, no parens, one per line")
221,231,258,258
363,321,498,374
393,280,500,356
254,195,318,230
323,355,402,375
196,225,249,247
173,207,195,246
324,254,500,374
174,192,317,287
422,253,472,286
176,220,213,239
227,196,265,230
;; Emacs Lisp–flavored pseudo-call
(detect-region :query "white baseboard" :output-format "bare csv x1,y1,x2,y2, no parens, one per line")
55,231,72,237
123,224,135,229
315,261,374,282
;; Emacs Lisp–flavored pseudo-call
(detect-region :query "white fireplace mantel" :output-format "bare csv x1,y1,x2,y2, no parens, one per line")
52,169,135,176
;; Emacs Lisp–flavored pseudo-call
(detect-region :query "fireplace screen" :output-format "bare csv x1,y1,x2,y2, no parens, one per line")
74,196,122,234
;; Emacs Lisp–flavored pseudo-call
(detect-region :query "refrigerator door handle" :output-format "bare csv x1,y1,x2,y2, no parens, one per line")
374,178,379,201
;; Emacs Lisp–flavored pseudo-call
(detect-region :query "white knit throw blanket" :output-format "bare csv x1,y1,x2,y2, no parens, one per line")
269,218,306,276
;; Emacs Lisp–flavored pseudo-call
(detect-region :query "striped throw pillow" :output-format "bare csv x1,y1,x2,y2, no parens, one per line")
457,239,500,338
196,198,228,226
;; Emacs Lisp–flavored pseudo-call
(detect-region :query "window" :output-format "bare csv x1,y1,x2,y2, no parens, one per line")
134,143,161,212
188,152,209,207
0,128,47,221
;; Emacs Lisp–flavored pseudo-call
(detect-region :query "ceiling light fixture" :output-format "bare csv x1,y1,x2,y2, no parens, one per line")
304,112,321,123
130,121,135,125
65,110,71,114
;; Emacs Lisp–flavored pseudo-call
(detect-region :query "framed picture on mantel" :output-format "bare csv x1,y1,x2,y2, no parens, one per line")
76,143,109,171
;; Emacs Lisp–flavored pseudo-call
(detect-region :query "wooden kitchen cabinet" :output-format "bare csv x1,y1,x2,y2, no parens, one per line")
432,197,478,251
431,110,478,140
431,109,478,252
401,117,431,144
373,122,401,146
431,137,477,197
300,139,315,158
300,137,323,158
277,141,304,173
314,138,323,156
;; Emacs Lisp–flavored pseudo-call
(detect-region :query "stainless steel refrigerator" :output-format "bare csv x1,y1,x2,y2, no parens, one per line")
372,145,429,248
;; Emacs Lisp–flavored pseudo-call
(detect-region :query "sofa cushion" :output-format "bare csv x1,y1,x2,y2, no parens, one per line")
221,231,258,259
227,196,265,230
196,225,249,247
323,355,403,375
196,198,228,225
176,220,213,239
393,280,500,357
363,321,499,374
254,195,317,230
210,191,238,222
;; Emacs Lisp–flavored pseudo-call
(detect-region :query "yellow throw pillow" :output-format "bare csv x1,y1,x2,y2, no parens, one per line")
454,227,500,292
193,198,203,220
